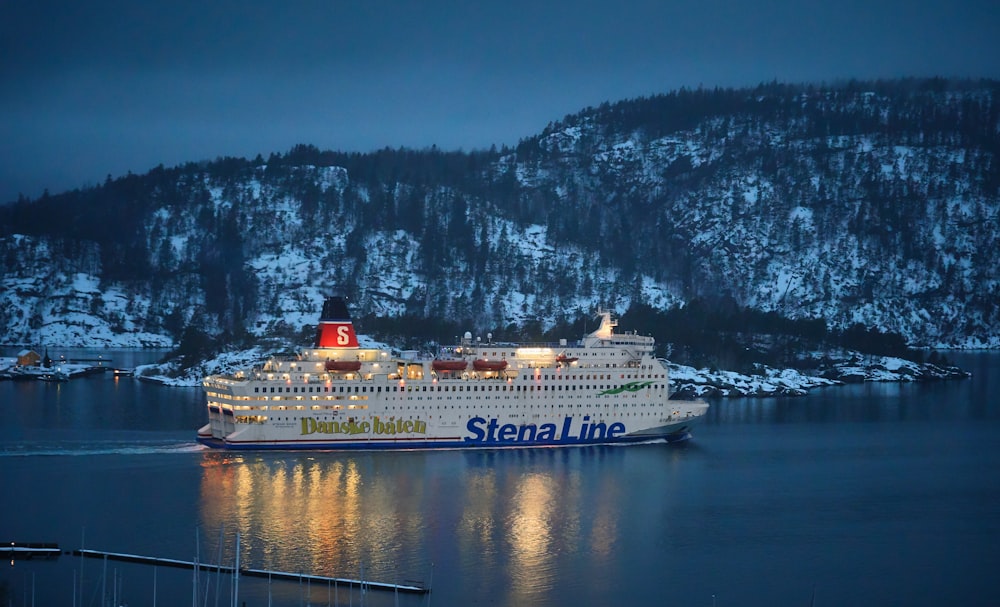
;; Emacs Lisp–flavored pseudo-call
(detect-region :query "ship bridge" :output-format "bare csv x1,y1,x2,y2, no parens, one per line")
579,309,654,356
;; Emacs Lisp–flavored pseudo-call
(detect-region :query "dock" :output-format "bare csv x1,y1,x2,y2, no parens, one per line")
2,542,61,559
73,548,429,594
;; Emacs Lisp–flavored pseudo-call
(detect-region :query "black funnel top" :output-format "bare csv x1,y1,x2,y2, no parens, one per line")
319,297,352,322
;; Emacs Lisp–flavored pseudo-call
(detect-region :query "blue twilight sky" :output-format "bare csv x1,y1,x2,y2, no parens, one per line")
2,0,998,203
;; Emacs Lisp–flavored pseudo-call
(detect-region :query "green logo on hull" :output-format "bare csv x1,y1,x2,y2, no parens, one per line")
598,381,654,395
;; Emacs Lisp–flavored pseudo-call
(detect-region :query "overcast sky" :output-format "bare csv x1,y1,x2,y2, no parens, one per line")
2,0,998,203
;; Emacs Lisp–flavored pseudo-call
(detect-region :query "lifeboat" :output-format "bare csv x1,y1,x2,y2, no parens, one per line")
556,354,579,364
473,359,508,372
432,359,468,372
325,360,362,372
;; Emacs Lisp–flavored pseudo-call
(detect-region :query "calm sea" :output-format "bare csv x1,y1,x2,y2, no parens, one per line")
1,349,998,607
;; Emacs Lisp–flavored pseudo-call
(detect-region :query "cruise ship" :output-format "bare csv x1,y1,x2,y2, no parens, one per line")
197,297,708,450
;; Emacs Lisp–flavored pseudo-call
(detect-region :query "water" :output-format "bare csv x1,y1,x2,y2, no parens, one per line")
1,351,998,606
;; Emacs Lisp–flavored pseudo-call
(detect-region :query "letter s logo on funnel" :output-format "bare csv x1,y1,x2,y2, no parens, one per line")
316,322,359,348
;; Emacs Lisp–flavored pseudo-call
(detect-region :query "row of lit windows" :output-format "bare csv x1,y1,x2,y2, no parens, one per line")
247,375,663,393
534,373,663,381
476,350,637,358
375,401,656,410
231,388,661,402
215,399,663,414
247,382,661,395
224,411,678,424
395,397,642,405
215,386,660,405
213,402,368,412
255,385,342,393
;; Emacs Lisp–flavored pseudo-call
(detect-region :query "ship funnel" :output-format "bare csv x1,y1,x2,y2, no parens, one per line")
313,296,360,348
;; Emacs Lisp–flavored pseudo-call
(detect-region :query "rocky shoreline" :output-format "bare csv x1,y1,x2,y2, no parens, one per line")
668,353,971,399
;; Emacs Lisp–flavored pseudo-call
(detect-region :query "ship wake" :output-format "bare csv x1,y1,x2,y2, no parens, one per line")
0,440,205,457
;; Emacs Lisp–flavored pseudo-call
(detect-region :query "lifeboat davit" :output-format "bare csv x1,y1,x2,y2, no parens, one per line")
432,359,468,372
325,360,362,373
556,354,578,364
473,359,508,372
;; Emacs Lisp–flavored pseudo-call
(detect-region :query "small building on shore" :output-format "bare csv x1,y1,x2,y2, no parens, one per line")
16,349,40,367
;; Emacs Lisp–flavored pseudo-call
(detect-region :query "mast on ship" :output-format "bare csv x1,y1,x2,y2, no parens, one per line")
581,308,617,347
581,307,653,359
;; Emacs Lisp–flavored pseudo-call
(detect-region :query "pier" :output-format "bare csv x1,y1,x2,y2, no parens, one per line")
2,542,61,559
73,548,429,594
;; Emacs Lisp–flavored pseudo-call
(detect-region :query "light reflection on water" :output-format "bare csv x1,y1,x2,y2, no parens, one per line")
193,446,652,605
198,452,439,589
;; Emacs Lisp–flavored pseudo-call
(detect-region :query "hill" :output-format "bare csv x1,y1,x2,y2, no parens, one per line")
1,78,998,358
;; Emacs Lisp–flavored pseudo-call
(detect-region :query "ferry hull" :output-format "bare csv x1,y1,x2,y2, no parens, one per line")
196,422,696,451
